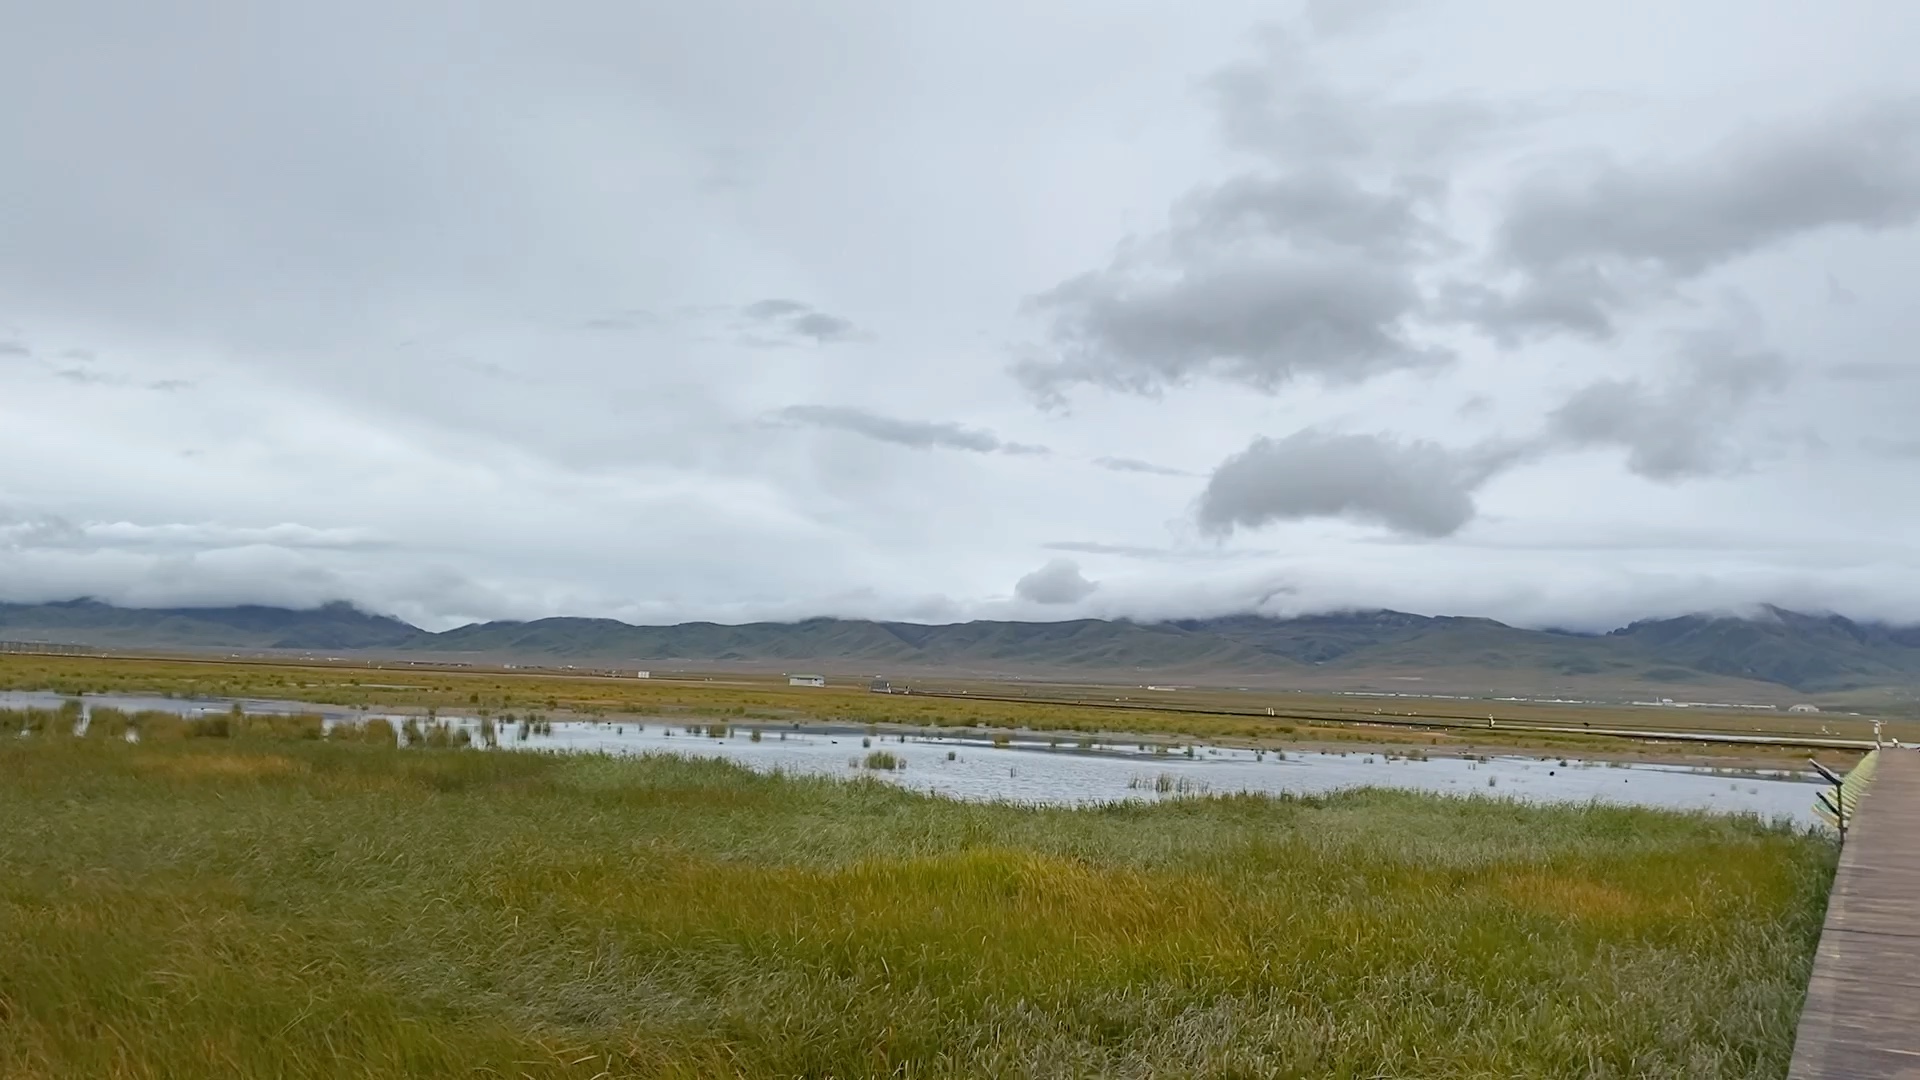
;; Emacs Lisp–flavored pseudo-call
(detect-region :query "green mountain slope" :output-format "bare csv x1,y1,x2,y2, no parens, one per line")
7,599,1920,693
0,599,423,650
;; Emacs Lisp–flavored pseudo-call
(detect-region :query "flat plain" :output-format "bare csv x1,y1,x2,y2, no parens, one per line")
0,653,1900,769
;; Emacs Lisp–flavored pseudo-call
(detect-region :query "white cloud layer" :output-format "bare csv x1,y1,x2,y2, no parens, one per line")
5,0,1920,630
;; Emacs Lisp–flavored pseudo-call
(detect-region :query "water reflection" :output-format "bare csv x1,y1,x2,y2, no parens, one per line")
1,691,1820,824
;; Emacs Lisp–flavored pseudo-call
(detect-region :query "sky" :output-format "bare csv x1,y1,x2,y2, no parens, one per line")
4,0,1920,632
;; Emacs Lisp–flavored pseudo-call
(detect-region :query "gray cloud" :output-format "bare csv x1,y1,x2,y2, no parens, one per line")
1547,337,1789,479
1198,430,1526,538
0,512,387,553
1864,437,1920,459
1467,101,1920,339
580,309,657,332
1092,456,1194,477
0,340,28,358
1044,540,1279,562
1826,360,1917,382
0,511,85,550
1206,29,1510,168
1014,558,1099,604
1194,332,1793,542
1019,256,1439,404
742,299,811,319
789,311,858,342
1173,171,1444,260
3,3,1919,630
1303,0,1414,38
739,299,865,345
1439,268,1623,344
1015,33,1482,406
775,405,1047,455
54,366,116,386
1044,540,1170,559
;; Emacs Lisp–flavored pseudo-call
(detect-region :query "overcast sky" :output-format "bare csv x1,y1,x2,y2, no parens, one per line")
5,0,1920,631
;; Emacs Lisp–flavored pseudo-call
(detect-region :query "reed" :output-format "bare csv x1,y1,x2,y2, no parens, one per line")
0,737,1832,1079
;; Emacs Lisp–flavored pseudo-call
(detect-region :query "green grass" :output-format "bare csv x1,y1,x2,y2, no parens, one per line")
0,737,1833,1078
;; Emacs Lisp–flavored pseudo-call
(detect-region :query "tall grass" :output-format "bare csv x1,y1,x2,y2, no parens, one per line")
81,705,132,740
2,700,83,738
0,736,1833,1079
329,717,399,747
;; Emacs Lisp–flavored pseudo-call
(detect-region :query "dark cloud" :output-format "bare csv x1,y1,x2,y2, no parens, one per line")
1546,337,1789,479
1015,34,1486,406
742,299,812,319
0,340,28,358
1018,256,1440,404
1092,456,1194,477
1172,171,1444,260
1439,268,1624,344
1467,101,1920,339
1014,558,1098,604
788,311,859,343
1197,430,1526,538
739,299,865,345
775,405,1047,455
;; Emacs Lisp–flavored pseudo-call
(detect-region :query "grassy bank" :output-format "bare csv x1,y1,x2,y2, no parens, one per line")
0,653,1885,764
0,735,1832,1078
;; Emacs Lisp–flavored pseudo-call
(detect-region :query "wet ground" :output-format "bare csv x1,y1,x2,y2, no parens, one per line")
3,691,1822,825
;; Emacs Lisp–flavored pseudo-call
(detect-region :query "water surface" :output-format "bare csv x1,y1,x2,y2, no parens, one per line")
2,691,1821,825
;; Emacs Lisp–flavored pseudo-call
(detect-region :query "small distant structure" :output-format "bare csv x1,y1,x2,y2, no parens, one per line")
1789,703,1822,714
0,641,101,656
869,678,892,694
788,674,825,688
635,671,650,679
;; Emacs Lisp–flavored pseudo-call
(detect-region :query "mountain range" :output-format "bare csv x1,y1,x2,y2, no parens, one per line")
5,598,1920,700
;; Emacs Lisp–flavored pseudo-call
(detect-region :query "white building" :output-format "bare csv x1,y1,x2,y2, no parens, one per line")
1788,703,1822,714
789,674,825,688
635,671,650,679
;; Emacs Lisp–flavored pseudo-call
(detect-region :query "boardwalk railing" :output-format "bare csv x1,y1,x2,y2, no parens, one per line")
1811,750,1878,841
1786,748,1920,1078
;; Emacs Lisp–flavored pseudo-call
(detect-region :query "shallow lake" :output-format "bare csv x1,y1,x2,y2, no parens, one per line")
2,691,1823,825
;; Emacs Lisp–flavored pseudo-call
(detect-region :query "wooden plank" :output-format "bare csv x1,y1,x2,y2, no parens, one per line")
1787,749,1920,1079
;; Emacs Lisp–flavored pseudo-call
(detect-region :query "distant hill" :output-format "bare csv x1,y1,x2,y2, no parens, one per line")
0,599,422,651
6,598,1920,696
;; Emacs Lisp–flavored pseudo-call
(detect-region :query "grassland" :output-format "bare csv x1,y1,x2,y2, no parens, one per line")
0,652,1895,768
0,728,1834,1079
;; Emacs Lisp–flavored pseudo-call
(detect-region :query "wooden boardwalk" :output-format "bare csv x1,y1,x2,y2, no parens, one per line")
1788,748,1920,1079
